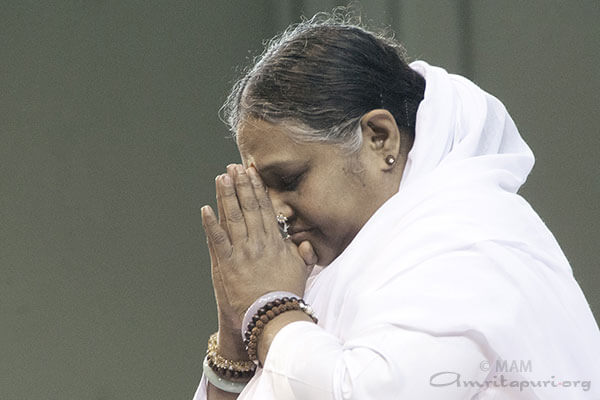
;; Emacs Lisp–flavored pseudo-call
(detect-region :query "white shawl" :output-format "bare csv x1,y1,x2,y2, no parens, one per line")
195,61,600,399
300,61,600,398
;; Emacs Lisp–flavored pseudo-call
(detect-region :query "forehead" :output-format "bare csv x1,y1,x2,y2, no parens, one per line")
236,119,314,167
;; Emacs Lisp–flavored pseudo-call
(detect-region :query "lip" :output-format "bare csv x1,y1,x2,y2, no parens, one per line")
289,229,313,245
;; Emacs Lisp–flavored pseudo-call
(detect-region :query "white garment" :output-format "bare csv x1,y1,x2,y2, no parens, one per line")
194,61,600,399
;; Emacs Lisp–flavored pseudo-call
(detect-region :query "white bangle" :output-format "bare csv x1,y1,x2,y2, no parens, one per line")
202,356,247,394
240,291,299,342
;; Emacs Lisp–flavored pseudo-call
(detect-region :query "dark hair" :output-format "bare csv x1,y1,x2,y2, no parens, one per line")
222,11,425,153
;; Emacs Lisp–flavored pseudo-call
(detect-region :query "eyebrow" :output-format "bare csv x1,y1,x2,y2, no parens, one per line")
257,160,309,175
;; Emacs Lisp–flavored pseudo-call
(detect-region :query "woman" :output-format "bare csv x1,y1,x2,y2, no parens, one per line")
194,14,600,400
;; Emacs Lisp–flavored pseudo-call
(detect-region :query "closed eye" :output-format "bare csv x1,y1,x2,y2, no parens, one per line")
257,161,309,192
279,173,302,191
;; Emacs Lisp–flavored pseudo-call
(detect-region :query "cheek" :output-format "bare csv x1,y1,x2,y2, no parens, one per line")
300,173,361,227
299,189,340,223
303,195,357,240
298,182,364,264
309,217,357,266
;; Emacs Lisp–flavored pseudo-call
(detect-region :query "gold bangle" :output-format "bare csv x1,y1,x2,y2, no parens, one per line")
206,333,256,379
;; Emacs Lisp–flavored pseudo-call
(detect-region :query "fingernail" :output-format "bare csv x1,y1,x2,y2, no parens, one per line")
235,164,245,174
222,174,232,186
247,167,258,182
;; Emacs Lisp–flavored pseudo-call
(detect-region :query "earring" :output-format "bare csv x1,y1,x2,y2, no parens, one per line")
276,213,290,240
385,155,396,165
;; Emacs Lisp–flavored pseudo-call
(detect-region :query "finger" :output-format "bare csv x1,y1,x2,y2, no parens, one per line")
248,165,279,236
298,240,318,266
232,164,265,237
215,174,228,233
206,226,218,267
220,166,248,242
207,235,234,326
206,230,222,287
201,205,233,260
207,234,226,300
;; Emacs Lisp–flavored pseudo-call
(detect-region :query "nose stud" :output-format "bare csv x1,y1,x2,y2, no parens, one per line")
276,213,290,240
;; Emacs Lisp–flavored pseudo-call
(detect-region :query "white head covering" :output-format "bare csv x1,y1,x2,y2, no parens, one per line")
303,61,600,398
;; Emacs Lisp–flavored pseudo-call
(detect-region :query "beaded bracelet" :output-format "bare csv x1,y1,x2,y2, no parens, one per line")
243,295,318,362
203,356,247,394
241,291,300,343
206,332,256,380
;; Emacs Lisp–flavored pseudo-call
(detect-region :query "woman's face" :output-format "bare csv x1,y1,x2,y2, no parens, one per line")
236,115,406,266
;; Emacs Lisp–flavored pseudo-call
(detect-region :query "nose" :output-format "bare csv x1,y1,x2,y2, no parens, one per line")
268,189,294,220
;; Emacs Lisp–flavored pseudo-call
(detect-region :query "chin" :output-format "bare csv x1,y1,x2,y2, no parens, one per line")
312,245,337,267
314,234,356,267
302,234,346,267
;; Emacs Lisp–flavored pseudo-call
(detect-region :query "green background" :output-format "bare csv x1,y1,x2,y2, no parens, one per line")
2,1,598,398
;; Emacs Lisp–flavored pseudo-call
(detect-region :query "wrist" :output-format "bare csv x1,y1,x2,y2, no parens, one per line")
218,328,248,361
206,331,255,389
241,295,317,364
257,310,314,363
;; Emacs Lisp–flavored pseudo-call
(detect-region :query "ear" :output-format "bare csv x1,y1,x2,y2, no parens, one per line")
359,109,401,170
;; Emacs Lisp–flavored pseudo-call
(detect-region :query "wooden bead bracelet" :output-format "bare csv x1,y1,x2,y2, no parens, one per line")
243,296,318,361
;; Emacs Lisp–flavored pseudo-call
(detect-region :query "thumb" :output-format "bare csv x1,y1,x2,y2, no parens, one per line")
298,240,317,266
